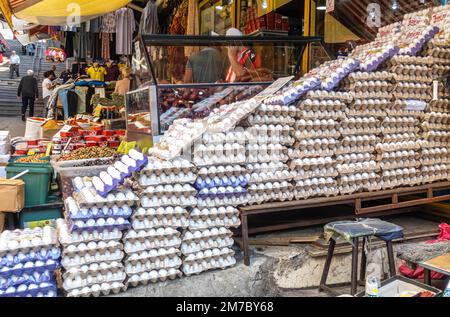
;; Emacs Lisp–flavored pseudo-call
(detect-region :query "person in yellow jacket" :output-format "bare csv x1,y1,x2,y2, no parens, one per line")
86,61,107,81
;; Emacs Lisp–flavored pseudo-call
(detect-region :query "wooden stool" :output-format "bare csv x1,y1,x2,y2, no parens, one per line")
318,218,404,296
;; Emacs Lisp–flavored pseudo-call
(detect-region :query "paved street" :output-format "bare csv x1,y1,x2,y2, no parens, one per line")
0,115,26,138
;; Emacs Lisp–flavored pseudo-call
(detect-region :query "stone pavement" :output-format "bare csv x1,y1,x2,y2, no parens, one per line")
0,115,25,137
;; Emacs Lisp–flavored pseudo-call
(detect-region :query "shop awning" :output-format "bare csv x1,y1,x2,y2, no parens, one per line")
0,0,14,29
10,0,131,26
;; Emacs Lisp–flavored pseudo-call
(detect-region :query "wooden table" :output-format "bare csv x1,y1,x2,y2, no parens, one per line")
421,253,450,285
238,181,450,266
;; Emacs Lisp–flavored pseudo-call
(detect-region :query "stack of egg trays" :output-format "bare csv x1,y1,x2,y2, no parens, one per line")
244,102,296,204
376,56,432,189
336,73,390,195
420,108,450,183
59,181,138,297
124,158,196,286
57,219,127,297
183,131,247,276
289,91,349,200
0,226,60,297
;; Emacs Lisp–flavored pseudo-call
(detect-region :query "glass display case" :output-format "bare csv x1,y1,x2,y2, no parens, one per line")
125,34,323,144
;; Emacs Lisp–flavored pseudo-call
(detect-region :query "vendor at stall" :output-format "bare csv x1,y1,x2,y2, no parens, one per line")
225,28,259,83
42,71,57,116
114,67,131,95
86,61,107,82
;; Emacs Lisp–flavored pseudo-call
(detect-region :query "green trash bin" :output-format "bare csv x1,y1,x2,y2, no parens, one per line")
6,164,53,207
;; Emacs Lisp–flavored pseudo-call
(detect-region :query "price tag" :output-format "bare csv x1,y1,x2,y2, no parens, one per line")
433,80,439,101
27,149,36,155
254,76,294,102
45,142,53,156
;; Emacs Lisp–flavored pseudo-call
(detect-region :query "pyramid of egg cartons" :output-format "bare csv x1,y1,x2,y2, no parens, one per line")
183,131,247,276
289,90,349,199
336,71,391,194
125,157,193,286
0,226,60,297
59,179,137,297
244,104,297,204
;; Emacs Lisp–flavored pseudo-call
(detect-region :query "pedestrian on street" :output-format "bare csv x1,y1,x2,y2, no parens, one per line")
17,70,38,121
9,50,20,79
0,42,5,64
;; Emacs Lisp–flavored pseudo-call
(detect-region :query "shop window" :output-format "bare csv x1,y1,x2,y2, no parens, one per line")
200,0,233,35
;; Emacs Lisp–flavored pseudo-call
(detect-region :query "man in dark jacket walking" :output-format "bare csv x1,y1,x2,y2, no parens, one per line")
17,70,39,121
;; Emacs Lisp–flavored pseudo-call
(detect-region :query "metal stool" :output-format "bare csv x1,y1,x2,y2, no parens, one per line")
318,218,404,296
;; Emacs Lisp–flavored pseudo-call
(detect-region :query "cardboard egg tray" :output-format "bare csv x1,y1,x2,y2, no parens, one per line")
294,129,340,140
382,133,417,143
348,71,394,82
141,184,196,198
380,160,420,170
138,172,197,186
125,248,181,265
123,238,182,254
180,236,234,255
61,250,125,269
183,247,235,264
336,161,380,174
65,282,127,297
351,98,391,110
345,109,387,118
140,195,198,208
300,100,347,112
393,74,433,83
125,257,182,275
247,170,294,184
188,217,241,230
196,165,245,179
182,256,236,276
132,217,189,231
190,207,239,219
73,190,139,209
292,167,336,181
63,270,126,290
123,228,180,242
246,115,296,127
58,229,122,246
193,155,247,167
376,141,422,152
300,110,346,120
181,228,233,243
248,191,295,204
126,269,182,286
294,187,338,200
247,182,293,196
288,148,335,160
63,261,123,277
353,91,393,99
305,90,353,102
133,206,189,219
256,104,299,117
62,241,123,257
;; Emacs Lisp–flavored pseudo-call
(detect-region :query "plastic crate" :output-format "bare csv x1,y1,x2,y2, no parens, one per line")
6,164,53,207
19,207,62,229
51,157,114,174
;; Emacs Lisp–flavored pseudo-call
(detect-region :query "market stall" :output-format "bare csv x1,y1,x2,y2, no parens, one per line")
1,2,450,298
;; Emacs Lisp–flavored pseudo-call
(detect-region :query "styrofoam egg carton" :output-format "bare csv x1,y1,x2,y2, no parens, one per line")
66,202,133,221
66,281,126,297
0,258,59,278
140,195,198,208
0,226,57,256
181,236,234,255
125,256,182,274
0,281,56,297
123,237,181,254
133,206,188,219
0,270,53,291
195,175,248,190
127,268,182,286
125,247,181,265
0,247,60,268
182,255,236,276
182,228,232,243
61,249,124,269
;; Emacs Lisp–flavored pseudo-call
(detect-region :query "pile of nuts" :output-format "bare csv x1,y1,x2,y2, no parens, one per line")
57,147,118,162
15,154,48,163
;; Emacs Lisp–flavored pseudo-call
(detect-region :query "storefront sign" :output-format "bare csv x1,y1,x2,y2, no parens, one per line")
326,0,335,13
255,76,294,102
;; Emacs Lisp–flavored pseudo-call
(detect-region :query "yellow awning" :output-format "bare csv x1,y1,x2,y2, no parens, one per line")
0,0,14,29
14,0,131,25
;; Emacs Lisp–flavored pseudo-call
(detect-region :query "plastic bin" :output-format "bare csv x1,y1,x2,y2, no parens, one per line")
6,164,53,207
19,207,63,229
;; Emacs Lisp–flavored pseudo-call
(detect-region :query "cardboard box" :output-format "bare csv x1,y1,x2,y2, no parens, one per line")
0,179,25,213
0,212,4,232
